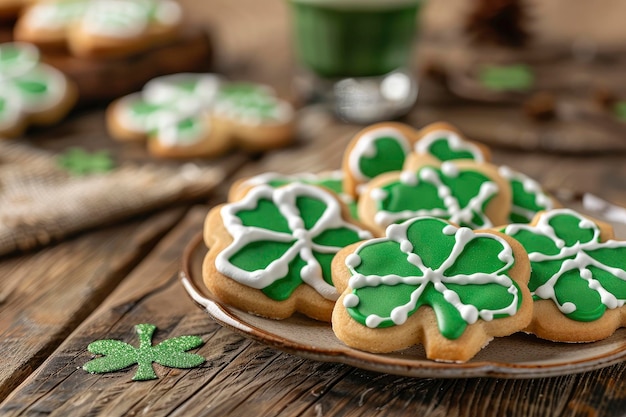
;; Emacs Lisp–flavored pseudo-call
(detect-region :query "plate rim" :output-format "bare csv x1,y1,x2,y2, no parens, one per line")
181,232,626,379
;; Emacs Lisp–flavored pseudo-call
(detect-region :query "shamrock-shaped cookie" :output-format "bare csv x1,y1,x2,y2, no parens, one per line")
15,0,183,58
503,209,626,342
331,216,532,362
230,171,358,219
203,183,372,322
358,157,511,235
0,42,77,138
107,74,295,159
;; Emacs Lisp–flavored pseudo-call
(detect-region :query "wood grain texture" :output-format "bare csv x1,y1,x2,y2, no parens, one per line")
0,207,187,402
0,0,625,415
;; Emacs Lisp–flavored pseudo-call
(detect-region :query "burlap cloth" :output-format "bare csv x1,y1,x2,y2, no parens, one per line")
0,141,224,256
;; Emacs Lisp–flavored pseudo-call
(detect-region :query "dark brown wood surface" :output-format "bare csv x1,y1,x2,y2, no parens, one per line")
0,1,625,416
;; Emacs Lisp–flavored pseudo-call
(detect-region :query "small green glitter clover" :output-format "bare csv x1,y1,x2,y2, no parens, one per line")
83,323,205,381
478,64,534,92
57,147,115,176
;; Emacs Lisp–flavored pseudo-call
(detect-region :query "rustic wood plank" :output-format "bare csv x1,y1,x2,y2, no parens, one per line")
0,207,187,402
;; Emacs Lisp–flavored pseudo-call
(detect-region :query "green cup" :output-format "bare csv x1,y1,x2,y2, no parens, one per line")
288,0,421,122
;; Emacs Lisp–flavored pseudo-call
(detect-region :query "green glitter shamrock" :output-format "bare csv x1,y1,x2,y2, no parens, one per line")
503,209,626,322
478,64,534,92
83,324,205,381
57,147,115,176
343,217,522,339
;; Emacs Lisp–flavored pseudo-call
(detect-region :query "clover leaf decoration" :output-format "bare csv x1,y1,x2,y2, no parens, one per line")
57,147,115,176
504,209,626,322
0,42,70,133
478,64,534,92
217,183,372,301
342,217,522,339
368,162,501,231
83,324,205,381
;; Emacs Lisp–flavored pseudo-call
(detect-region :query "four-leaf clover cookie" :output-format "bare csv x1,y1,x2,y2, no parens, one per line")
203,183,372,322
331,216,532,362
15,0,183,59
503,209,626,342
0,42,77,138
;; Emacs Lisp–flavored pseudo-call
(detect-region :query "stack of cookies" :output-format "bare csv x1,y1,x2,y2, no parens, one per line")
1,0,213,110
201,121,626,363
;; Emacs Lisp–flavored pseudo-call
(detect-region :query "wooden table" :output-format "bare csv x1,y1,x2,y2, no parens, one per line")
1,1,625,416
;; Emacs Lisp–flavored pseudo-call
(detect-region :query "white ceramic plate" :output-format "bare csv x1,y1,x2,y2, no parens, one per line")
181,198,626,378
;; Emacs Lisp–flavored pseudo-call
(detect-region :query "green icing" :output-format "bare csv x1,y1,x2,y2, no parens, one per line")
83,324,205,381
504,209,626,322
296,196,327,230
219,184,369,302
249,172,358,220
262,254,306,300
357,136,408,180
16,79,48,95
508,178,548,223
428,138,477,161
375,165,497,229
216,83,279,120
229,239,295,272
131,100,164,116
237,198,290,233
345,217,520,339
553,270,605,321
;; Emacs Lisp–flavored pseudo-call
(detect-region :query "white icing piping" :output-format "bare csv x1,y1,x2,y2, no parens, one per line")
505,208,626,314
372,165,498,229
498,165,554,221
217,184,372,301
